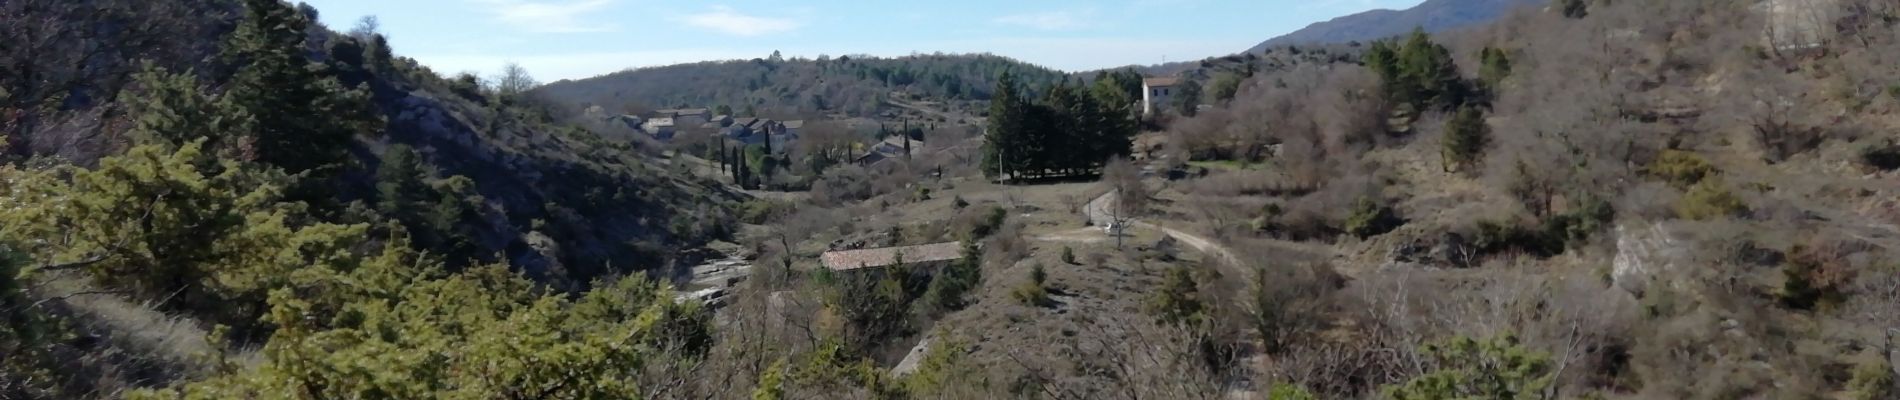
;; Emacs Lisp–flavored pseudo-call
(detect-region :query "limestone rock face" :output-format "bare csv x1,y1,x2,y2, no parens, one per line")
1612,222,1687,297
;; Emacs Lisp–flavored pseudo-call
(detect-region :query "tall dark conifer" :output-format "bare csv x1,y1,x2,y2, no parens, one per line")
222,0,379,175
984,72,1027,179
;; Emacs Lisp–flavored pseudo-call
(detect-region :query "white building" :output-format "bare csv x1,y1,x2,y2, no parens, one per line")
1142,77,1181,116
641,117,676,139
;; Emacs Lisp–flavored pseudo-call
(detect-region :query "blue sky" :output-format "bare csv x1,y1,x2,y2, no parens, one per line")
301,0,1426,82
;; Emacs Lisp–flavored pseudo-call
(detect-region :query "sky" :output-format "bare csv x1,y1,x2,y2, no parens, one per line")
300,0,1428,82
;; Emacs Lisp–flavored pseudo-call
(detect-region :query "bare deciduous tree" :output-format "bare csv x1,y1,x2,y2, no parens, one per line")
350,15,380,40
1102,156,1149,248
493,62,539,97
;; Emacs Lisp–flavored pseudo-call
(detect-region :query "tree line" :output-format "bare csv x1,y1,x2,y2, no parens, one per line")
982,72,1140,180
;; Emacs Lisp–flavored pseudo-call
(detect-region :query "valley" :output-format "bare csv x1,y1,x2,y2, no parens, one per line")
4,0,1900,399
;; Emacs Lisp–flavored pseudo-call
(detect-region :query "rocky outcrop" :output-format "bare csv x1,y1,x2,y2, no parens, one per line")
1612,222,1688,296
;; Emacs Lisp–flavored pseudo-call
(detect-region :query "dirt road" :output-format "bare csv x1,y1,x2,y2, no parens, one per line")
1085,190,1242,266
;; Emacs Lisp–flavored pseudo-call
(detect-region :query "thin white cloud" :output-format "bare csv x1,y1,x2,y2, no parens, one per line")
470,0,617,33
677,6,802,37
992,10,1095,31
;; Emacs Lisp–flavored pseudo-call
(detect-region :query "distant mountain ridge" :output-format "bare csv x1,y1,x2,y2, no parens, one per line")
537,54,1069,118
1249,0,1547,52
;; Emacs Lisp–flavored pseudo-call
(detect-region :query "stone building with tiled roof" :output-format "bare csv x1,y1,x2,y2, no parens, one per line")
821,242,964,272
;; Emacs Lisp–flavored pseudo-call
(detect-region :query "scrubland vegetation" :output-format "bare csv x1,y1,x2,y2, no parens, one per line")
5,0,1900,399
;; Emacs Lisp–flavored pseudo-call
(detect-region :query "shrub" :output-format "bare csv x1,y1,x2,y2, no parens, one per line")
1471,194,1617,258
965,206,1009,240
1148,265,1206,327
740,199,784,224
1542,195,1614,246
1010,282,1049,307
1470,220,1561,258
917,244,982,315
1646,150,1716,189
1776,243,1856,311
1859,140,1900,171
1267,383,1319,400
1011,264,1050,307
1383,334,1554,400
1849,355,1895,400
1060,246,1076,264
1674,180,1747,220
1344,196,1403,239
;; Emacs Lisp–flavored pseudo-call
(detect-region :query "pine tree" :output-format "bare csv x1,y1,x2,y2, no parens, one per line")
1478,47,1513,100
984,72,1028,179
1364,41,1401,85
1397,29,1466,110
375,144,430,215
1443,106,1492,173
1365,30,1471,112
222,0,379,174
125,63,243,150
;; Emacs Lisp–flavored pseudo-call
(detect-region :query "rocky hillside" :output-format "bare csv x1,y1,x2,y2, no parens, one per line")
1248,0,1546,51
1,0,736,284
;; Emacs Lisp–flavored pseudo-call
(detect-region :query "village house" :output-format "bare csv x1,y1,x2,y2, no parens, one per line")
654,108,711,128
855,134,921,167
1142,77,1181,116
820,242,964,272
641,117,676,140
717,118,802,154
724,117,765,145
770,120,803,152
610,114,643,131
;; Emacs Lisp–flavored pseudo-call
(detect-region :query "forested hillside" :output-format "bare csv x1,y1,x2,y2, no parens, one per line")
2,0,734,397
536,53,1070,118
1248,0,1546,51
